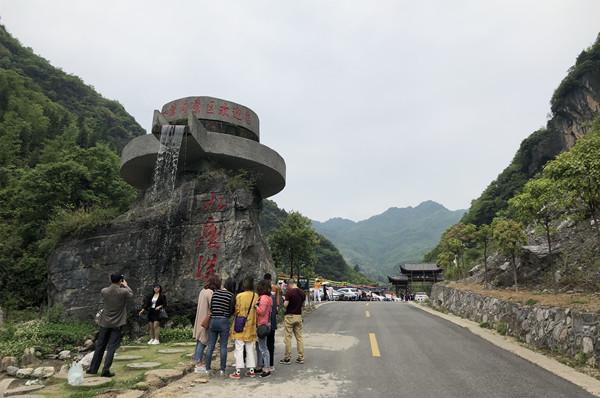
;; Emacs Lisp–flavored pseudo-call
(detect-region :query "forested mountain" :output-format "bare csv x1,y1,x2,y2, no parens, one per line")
313,201,465,281
462,33,600,226
0,25,144,308
260,200,372,284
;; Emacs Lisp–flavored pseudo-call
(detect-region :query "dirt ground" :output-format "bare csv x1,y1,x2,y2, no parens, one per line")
445,281,600,312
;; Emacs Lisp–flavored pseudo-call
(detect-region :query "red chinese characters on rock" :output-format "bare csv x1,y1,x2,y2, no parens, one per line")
195,254,218,280
202,192,227,212
194,192,228,280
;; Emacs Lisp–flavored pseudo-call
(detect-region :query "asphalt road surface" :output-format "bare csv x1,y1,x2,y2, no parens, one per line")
173,302,595,398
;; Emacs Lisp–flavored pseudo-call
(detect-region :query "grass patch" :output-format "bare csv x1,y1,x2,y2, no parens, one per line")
160,327,193,343
495,321,509,336
0,318,94,358
525,299,539,306
479,321,491,329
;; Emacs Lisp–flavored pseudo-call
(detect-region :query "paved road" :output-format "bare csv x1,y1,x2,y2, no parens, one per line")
170,302,595,398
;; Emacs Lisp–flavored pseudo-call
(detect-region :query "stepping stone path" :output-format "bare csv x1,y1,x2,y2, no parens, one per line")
71,377,112,388
114,355,144,361
119,346,146,350
157,349,187,354
126,362,161,369
144,368,183,382
172,342,196,346
3,384,45,396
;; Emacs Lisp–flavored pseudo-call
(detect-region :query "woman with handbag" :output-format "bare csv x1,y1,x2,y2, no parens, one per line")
138,284,167,345
229,276,259,379
255,280,273,378
192,275,220,373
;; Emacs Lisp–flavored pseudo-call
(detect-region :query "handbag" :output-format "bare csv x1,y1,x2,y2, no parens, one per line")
158,308,168,320
234,294,255,333
257,324,271,339
200,314,210,329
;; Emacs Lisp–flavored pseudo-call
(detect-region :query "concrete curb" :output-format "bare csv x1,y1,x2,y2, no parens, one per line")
410,302,600,397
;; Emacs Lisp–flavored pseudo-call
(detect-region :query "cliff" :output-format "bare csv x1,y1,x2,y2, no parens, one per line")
463,34,600,226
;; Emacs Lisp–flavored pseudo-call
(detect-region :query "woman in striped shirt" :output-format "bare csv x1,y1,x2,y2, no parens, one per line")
204,276,235,375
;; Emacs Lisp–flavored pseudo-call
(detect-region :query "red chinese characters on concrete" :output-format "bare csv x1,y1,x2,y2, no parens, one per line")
162,98,255,128
193,192,228,280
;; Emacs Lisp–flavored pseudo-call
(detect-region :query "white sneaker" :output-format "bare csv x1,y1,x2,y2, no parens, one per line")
147,339,155,345
152,340,160,345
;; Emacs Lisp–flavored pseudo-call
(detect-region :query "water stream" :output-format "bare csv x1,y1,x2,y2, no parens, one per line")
150,125,185,200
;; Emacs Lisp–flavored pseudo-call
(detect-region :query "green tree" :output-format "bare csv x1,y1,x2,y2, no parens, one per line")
269,212,320,279
477,224,492,288
543,126,600,242
492,218,527,290
508,177,567,255
436,223,477,278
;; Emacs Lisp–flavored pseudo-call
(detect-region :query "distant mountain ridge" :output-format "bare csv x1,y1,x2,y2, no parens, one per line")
313,201,466,281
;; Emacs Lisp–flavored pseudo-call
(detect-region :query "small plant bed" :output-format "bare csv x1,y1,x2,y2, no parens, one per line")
36,342,194,398
445,281,600,312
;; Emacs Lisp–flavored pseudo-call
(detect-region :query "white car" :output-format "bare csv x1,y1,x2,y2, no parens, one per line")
371,293,385,301
414,292,429,303
336,288,359,301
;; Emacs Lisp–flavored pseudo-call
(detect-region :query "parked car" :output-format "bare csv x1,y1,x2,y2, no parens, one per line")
414,292,429,303
371,293,385,301
330,289,342,301
336,288,359,301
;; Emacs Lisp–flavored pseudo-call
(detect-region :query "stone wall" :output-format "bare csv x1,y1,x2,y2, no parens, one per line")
47,169,275,321
431,284,600,367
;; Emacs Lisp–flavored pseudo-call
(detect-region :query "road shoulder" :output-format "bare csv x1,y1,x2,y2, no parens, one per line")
410,302,600,397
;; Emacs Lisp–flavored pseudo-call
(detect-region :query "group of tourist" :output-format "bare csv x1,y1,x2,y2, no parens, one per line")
87,272,306,380
192,273,306,379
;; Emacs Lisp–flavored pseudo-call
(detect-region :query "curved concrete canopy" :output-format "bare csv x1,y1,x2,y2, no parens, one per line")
120,97,286,198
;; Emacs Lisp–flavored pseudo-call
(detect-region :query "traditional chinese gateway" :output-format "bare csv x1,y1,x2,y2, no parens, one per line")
48,97,286,320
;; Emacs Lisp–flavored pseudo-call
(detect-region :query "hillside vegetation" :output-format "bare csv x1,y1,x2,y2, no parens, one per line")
313,201,465,281
430,118,600,291
0,25,144,308
462,33,600,226
260,200,373,284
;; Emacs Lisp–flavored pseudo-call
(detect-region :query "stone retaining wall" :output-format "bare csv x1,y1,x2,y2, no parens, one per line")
431,284,600,367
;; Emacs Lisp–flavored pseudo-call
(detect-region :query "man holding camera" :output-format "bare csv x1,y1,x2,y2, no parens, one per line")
88,273,133,377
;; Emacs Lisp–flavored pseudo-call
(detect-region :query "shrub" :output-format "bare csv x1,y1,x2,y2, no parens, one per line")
0,319,94,358
160,327,193,343
479,321,490,329
496,321,509,336
575,351,588,366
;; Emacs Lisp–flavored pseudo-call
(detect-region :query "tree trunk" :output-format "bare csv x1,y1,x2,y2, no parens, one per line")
483,241,488,289
544,218,552,255
512,252,518,291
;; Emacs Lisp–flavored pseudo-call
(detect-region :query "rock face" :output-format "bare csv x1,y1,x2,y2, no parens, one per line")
431,284,600,367
48,170,276,319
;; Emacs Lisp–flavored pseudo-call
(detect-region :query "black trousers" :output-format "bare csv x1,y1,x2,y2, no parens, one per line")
267,329,276,367
89,326,122,374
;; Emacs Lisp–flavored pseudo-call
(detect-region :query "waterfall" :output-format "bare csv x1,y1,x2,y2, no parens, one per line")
151,125,185,200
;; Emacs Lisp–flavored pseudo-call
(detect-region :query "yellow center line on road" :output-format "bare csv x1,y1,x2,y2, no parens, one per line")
365,310,370,318
369,333,381,357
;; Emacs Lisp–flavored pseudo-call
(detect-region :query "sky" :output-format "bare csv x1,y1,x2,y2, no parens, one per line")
1,1,599,222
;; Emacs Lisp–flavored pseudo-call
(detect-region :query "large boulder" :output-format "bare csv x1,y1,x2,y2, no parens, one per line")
48,170,276,320
1,356,17,372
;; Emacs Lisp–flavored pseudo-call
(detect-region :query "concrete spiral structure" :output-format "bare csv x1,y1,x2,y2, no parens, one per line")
120,96,286,197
